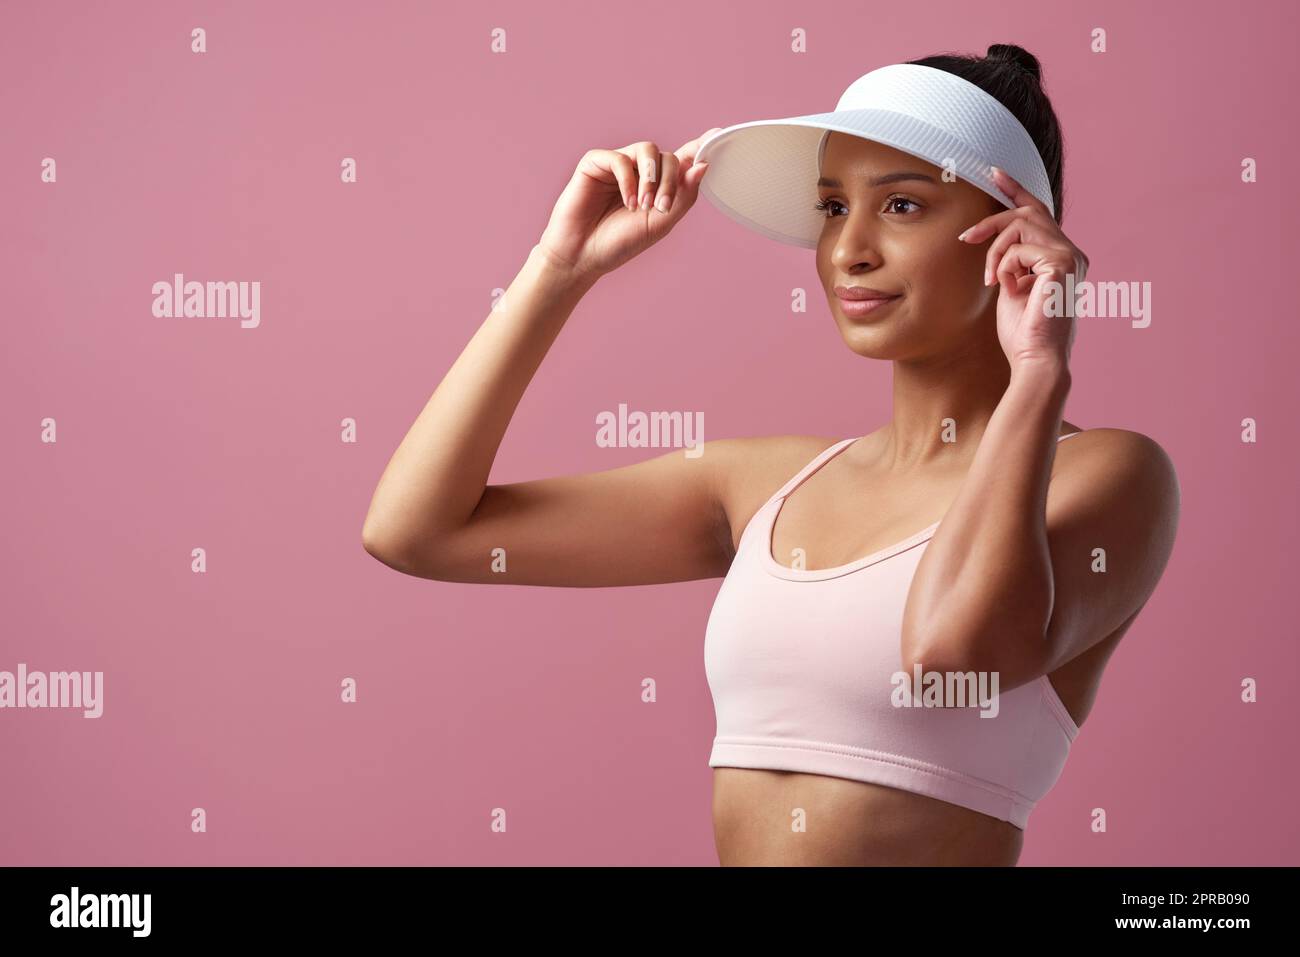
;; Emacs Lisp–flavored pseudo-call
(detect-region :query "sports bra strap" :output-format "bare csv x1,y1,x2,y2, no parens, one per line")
769,437,860,502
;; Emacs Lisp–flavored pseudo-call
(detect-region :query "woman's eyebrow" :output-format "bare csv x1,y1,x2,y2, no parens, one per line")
816,171,938,188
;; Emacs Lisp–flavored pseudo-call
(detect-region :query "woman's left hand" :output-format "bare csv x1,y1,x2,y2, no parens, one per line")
958,166,1089,370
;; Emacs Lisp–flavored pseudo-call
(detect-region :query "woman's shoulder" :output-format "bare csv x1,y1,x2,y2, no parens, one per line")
1060,426,1176,474
702,433,852,547
1053,426,1180,524
705,432,849,490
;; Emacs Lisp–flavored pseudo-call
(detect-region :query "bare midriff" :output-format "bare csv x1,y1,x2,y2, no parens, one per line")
711,768,1025,866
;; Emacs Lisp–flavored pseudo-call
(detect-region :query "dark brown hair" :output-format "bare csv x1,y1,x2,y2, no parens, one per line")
907,44,1066,222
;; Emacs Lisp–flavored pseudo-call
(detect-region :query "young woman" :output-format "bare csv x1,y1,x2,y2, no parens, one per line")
362,45,1180,866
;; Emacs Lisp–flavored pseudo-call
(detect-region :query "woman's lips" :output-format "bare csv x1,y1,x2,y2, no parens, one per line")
835,294,900,317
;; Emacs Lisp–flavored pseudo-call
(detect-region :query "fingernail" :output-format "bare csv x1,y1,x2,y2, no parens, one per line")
957,229,969,242
656,195,670,213
640,193,650,210
984,267,991,285
627,194,637,211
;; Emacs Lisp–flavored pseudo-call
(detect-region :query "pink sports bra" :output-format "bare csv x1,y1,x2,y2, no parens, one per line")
704,431,1084,830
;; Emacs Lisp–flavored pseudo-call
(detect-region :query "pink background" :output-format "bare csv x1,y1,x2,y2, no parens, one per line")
3,0,1297,866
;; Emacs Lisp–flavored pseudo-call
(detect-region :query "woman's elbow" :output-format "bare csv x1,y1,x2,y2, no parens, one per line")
901,607,1050,677
361,515,425,576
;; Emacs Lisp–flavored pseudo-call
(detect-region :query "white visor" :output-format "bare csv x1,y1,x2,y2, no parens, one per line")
694,63,1054,249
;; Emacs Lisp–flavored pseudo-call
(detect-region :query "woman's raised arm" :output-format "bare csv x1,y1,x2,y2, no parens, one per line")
362,134,730,586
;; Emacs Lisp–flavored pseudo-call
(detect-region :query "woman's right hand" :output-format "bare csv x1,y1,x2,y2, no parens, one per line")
536,129,722,284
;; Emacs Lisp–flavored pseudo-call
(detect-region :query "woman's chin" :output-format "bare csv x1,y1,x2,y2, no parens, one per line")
836,324,903,360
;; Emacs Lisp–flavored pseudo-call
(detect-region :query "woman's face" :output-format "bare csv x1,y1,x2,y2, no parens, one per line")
814,132,1005,360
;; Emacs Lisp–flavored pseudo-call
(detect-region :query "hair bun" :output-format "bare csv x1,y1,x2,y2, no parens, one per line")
986,44,1042,83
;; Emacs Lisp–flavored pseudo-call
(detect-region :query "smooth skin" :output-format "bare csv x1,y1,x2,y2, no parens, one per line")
362,129,1180,866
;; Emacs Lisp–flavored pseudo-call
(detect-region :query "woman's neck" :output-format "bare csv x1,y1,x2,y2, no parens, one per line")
877,337,1014,470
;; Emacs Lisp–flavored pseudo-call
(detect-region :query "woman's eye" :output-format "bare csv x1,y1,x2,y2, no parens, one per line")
885,196,920,215
813,198,846,218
